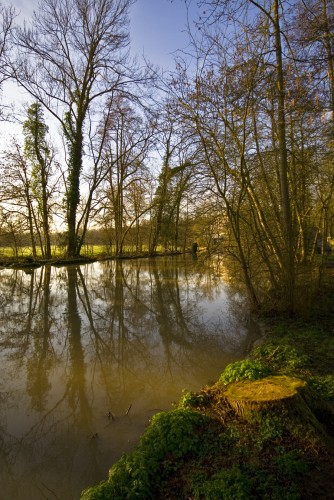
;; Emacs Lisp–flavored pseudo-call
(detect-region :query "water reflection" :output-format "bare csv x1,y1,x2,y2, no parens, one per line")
0,257,259,499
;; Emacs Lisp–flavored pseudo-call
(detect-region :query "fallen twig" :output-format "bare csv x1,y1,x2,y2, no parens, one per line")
125,404,132,416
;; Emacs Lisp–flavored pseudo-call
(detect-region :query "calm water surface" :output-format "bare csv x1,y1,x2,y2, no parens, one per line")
0,256,260,499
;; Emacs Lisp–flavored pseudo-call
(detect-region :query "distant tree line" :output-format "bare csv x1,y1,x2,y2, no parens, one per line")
0,0,333,313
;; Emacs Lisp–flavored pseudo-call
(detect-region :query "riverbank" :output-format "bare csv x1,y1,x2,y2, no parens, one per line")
0,251,186,269
81,283,334,499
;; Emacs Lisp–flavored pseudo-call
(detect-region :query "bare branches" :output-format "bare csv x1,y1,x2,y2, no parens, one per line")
12,0,136,122
7,0,144,256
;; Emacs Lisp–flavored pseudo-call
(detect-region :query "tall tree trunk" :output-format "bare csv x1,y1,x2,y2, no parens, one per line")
273,0,295,312
26,189,37,259
322,0,334,132
41,172,51,259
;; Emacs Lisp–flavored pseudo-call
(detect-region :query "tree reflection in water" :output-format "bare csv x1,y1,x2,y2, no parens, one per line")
0,256,259,499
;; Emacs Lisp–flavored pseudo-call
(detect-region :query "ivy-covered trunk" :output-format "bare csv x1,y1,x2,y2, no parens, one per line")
23,102,53,259
66,117,84,258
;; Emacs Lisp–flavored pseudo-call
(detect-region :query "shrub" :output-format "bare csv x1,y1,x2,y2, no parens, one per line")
179,391,207,408
191,467,253,500
220,359,272,385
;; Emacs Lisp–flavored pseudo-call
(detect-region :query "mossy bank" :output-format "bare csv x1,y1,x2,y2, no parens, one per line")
81,307,334,499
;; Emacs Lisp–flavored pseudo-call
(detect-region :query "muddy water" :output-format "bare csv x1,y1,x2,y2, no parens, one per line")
0,256,259,499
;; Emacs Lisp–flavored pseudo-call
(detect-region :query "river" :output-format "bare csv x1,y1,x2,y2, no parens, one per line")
0,256,259,499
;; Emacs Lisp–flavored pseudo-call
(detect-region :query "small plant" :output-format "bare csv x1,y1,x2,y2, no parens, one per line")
248,412,285,450
253,343,309,372
220,359,272,384
273,449,309,477
191,466,253,500
219,425,242,447
179,390,207,408
307,375,334,401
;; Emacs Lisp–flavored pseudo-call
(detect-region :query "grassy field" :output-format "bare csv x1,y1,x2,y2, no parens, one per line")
0,244,166,259
0,245,66,258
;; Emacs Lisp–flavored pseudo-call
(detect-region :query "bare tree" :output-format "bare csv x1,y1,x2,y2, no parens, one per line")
0,3,15,120
10,0,144,257
0,141,38,256
177,0,298,310
98,96,153,255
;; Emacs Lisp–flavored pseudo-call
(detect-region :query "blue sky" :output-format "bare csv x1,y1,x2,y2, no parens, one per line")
130,0,199,69
7,0,200,70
